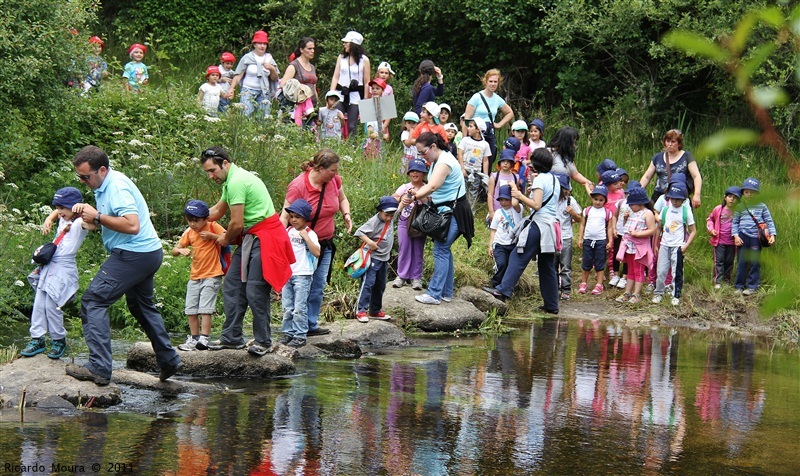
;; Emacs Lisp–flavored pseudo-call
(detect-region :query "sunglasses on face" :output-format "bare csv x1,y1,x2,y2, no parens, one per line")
76,169,100,181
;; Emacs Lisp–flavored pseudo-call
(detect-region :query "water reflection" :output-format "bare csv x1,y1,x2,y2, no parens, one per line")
1,321,798,475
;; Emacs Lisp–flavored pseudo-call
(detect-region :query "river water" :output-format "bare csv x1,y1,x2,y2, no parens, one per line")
1,319,799,475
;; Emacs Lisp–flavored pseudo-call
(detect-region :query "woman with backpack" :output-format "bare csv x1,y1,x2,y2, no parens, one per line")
462,69,514,170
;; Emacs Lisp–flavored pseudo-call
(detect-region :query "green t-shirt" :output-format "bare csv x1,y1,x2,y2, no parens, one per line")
221,163,275,227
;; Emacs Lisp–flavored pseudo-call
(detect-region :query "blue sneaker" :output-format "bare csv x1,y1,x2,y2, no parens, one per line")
21,337,46,357
47,339,67,359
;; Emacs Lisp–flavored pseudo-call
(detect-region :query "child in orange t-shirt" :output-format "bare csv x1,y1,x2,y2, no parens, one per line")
172,200,226,351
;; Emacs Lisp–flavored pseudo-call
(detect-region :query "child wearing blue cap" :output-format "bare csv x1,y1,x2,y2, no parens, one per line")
577,184,613,295
488,185,523,289
732,177,777,295
172,200,227,351
706,186,741,288
22,187,89,359
280,199,321,347
615,186,657,304
554,174,582,300
392,159,429,290
488,149,522,224
354,196,398,322
652,182,696,305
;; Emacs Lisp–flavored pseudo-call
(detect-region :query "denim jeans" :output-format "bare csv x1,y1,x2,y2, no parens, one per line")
426,217,459,300
735,234,761,290
240,87,271,118
307,246,332,330
357,259,388,313
281,275,312,339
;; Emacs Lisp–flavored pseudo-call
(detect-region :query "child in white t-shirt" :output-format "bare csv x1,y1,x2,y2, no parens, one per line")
280,199,321,348
198,66,223,116
459,117,492,175
488,185,522,289
218,52,237,112
577,184,613,295
652,183,696,305
400,111,420,173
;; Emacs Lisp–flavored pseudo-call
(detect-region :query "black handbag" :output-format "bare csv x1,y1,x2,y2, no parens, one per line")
405,202,425,238
411,202,452,242
32,225,69,265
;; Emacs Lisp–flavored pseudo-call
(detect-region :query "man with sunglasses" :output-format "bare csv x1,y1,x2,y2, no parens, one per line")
200,146,295,356
67,145,182,385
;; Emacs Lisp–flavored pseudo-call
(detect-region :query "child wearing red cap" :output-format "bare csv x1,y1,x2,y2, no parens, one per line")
82,36,108,94
198,66,223,116
218,52,237,112
123,43,148,92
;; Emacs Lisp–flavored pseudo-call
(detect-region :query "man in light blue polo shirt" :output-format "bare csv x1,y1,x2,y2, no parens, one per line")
67,145,181,385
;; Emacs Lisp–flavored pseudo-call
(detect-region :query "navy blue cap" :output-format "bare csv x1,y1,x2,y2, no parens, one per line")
377,196,399,212
724,186,742,198
286,199,312,221
503,136,521,152
601,170,622,186
52,187,82,208
626,186,650,205
625,180,641,193
555,173,571,191
407,158,428,174
616,167,628,178
529,118,545,134
668,172,687,187
497,185,512,200
184,199,210,218
742,177,760,192
498,148,516,163
591,184,609,198
596,158,617,175
665,182,688,200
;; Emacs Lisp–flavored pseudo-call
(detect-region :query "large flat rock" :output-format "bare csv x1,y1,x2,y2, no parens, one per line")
383,287,488,332
308,320,409,349
0,355,121,409
127,342,296,378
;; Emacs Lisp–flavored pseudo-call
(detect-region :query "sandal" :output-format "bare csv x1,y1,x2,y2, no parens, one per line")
615,293,631,303
628,294,641,304
578,282,588,294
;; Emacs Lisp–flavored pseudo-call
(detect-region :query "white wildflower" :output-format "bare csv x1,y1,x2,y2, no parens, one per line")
342,155,354,162
155,302,164,308
49,171,60,177
39,205,53,213
137,128,148,134
112,131,124,135
12,208,20,214
14,280,24,287
129,153,141,160
143,134,153,139
204,116,221,123
17,244,24,249
4,182,15,190
174,162,186,168
115,140,126,144
139,164,151,169
129,139,144,146
251,171,260,177
162,261,171,267
232,102,245,109
273,134,286,142
0,171,5,180
155,109,168,116
183,114,197,121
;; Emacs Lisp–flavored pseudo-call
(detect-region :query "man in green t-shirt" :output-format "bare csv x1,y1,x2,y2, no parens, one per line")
202,146,278,356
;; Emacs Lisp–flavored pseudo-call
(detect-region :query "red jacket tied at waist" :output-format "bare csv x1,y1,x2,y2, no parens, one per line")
245,214,295,290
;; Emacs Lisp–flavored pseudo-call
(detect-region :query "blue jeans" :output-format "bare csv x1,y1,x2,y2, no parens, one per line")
81,249,179,379
281,275,312,339
426,217,459,300
496,223,559,312
240,87,271,118
357,259,387,313
735,234,761,290
221,240,272,346
307,246,332,331
491,244,515,288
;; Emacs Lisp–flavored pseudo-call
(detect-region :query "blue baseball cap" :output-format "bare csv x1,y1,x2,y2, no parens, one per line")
184,199,210,218
555,173,571,191
377,196,399,212
407,158,428,174
665,182,688,200
286,199,312,221
52,187,82,208
742,177,760,192
590,184,609,198
625,180,641,193
503,136,521,152
498,148,516,163
724,186,742,198
596,158,617,175
497,185,512,200
601,170,622,186
626,186,650,205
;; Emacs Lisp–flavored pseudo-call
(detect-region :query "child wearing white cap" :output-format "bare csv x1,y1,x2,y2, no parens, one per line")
318,90,345,141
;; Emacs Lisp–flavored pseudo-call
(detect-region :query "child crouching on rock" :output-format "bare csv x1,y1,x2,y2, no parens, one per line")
280,199,320,348
23,187,89,359
172,200,226,351
354,196,398,323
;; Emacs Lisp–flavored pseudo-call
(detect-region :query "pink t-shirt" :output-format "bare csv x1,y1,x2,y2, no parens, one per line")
718,208,734,245
285,171,342,240
605,189,625,215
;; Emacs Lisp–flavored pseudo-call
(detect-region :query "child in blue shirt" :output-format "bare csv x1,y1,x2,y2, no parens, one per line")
123,43,149,92
732,177,777,295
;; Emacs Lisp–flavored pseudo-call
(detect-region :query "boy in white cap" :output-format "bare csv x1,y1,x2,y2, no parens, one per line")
354,196,398,322
318,90,345,141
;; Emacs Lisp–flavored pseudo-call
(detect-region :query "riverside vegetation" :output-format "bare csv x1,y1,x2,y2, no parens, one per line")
1,1,799,354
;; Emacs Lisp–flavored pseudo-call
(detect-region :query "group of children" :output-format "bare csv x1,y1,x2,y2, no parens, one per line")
484,152,778,307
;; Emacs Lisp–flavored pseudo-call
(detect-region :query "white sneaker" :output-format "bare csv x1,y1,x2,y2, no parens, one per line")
195,335,209,350
616,278,627,289
442,296,452,302
652,295,663,304
742,288,756,296
609,275,620,287
411,279,424,290
671,297,680,306
392,277,405,288
178,335,197,351
714,284,721,289
415,294,441,305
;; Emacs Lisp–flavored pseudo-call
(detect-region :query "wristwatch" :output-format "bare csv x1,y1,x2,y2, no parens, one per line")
94,213,101,225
